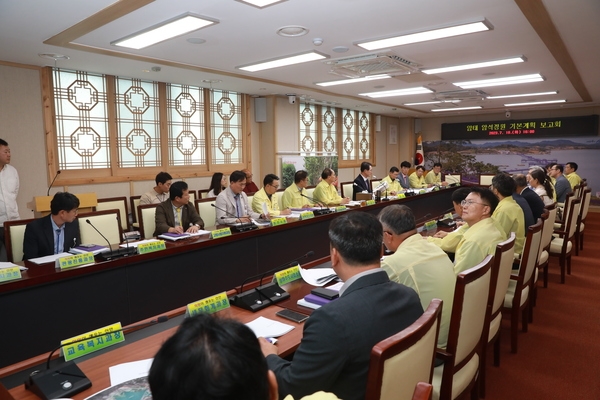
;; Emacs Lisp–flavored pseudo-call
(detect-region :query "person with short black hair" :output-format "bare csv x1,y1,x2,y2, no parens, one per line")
409,165,428,188
313,168,349,206
381,166,401,195
379,205,455,349
252,174,290,216
260,212,423,400
564,162,582,189
352,161,373,200
427,187,471,252
514,174,546,223
398,161,411,189
23,192,81,260
140,172,172,205
281,170,316,209
491,173,526,255
216,170,264,225
548,164,572,203
453,187,505,274
154,181,204,236
207,172,228,198
424,162,448,187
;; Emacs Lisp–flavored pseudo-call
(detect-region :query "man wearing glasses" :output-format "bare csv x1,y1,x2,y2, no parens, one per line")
252,174,291,216
453,187,505,275
549,164,572,203
216,170,265,225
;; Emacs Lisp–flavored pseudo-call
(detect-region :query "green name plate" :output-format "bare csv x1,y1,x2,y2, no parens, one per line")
397,193,406,199
424,220,438,231
419,189,427,194
211,227,232,239
275,265,302,286
56,252,95,270
271,217,287,226
366,200,376,206
61,322,125,361
0,266,21,282
187,291,230,316
443,212,454,220
300,211,315,220
138,240,166,254
335,206,347,212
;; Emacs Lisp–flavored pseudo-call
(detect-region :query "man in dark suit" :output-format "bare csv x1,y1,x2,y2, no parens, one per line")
154,181,204,236
514,173,546,222
23,192,81,260
352,161,373,200
260,212,423,400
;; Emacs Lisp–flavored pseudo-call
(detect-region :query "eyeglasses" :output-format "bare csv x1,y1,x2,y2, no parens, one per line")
269,184,280,189
461,200,489,207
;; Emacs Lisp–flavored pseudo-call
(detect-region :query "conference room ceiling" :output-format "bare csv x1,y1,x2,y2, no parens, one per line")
1,0,598,118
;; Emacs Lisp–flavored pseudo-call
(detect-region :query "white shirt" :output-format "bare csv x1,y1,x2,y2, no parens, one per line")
0,164,20,225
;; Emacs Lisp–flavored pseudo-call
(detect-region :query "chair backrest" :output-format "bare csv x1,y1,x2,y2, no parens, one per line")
438,255,493,399
96,196,128,231
489,232,516,319
198,189,211,199
366,299,443,400
579,188,592,222
479,174,495,186
196,198,217,228
304,185,316,200
540,204,557,255
137,204,159,239
341,181,354,199
412,383,433,400
78,209,123,245
3,218,35,262
517,218,544,288
370,178,382,191
188,190,196,203
563,198,581,241
0,382,16,400
129,195,141,224
560,192,575,223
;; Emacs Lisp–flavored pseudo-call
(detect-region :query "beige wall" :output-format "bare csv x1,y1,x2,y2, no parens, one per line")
1,62,597,219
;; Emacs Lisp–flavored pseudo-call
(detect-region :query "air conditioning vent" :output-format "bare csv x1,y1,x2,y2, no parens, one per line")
435,89,488,101
326,52,420,78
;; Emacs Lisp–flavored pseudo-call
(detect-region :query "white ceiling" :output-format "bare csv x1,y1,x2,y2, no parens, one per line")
1,0,598,118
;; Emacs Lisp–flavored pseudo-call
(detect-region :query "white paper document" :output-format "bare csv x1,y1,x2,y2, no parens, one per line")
28,252,72,265
0,262,27,271
109,358,153,386
245,316,294,338
119,239,162,248
300,267,337,286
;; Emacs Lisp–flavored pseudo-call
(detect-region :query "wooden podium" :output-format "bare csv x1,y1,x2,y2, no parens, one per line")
27,193,97,218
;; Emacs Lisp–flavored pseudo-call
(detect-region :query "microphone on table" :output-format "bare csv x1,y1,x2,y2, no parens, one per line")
230,250,315,312
85,219,137,260
211,203,257,232
25,316,169,400
47,170,61,196
300,194,332,215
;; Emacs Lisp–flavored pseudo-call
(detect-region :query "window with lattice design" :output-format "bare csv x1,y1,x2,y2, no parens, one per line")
300,103,318,153
167,84,205,166
210,90,243,165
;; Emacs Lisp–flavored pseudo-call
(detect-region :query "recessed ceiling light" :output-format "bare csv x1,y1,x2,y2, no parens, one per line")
316,74,391,87
202,79,222,83
504,99,566,107
404,100,461,106
237,51,327,72
431,106,482,112
454,74,544,89
332,46,349,53
422,56,525,75
277,25,309,37
486,91,557,99
186,37,206,44
112,13,218,50
356,19,492,51
359,87,433,98
236,0,287,8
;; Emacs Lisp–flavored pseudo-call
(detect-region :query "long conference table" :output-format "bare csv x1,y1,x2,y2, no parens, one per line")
0,187,457,372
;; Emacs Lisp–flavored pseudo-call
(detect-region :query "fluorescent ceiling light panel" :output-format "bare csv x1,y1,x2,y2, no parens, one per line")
431,106,482,112
316,74,391,87
455,73,544,89
359,87,433,98
422,56,525,74
236,0,287,8
237,51,328,72
487,91,557,99
404,100,461,106
357,20,491,51
112,13,218,49
504,99,566,107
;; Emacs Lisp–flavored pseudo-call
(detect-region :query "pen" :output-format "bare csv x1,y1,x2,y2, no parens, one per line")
265,337,278,344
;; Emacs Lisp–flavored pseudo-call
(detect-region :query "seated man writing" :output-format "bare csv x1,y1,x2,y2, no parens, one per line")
154,181,204,236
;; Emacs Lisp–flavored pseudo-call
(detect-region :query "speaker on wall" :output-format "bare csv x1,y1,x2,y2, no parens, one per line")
254,97,267,123
414,118,422,133
375,115,382,132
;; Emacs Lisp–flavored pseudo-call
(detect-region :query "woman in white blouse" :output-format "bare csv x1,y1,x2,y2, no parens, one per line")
527,168,554,206
207,172,228,198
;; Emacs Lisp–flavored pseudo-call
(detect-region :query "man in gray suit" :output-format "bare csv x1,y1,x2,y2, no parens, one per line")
215,170,264,225
260,212,423,400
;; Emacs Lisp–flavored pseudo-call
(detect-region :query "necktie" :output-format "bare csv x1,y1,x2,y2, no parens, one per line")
235,194,242,217
176,207,182,226
55,229,61,254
